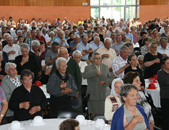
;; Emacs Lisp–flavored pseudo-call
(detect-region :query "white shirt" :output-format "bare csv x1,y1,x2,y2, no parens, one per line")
41,33,49,42
78,61,88,85
3,44,21,60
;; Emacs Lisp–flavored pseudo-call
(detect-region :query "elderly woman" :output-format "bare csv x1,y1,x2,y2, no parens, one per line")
125,54,145,87
73,50,88,101
123,71,154,130
59,119,79,130
144,42,162,79
9,69,47,121
111,84,150,130
0,51,7,81
83,52,112,117
157,57,169,130
47,57,78,117
140,38,150,56
15,43,40,82
104,78,123,123
1,63,21,123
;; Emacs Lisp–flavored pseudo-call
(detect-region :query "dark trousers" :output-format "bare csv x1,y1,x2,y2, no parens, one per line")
161,98,169,130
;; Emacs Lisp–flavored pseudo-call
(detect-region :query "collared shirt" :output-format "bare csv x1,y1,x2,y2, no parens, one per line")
125,32,133,43
3,44,21,60
116,27,123,32
111,42,124,55
45,49,58,65
74,31,87,42
7,75,21,87
78,61,88,85
91,43,103,51
53,36,58,42
76,42,92,60
111,55,127,79
41,33,49,42
54,37,69,47
157,45,169,56
97,46,117,68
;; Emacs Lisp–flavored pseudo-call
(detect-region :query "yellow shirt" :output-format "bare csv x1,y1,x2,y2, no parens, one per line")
78,21,84,25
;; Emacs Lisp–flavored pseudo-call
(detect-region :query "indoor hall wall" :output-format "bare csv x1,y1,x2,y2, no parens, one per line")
140,0,169,5
140,5,169,23
0,6,90,24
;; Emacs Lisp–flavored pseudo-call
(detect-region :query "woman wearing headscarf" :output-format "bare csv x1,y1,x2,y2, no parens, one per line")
104,78,123,124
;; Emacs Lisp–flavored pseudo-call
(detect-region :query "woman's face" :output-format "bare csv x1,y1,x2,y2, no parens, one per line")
128,46,133,55
7,65,16,78
132,76,142,90
122,88,138,106
93,54,101,66
74,54,81,64
70,34,74,39
163,59,169,70
114,81,123,95
21,48,29,57
145,39,150,46
150,44,157,53
19,37,24,43
40,43,45,50
130,55,138,67
57,61,67,75
21,75,33,89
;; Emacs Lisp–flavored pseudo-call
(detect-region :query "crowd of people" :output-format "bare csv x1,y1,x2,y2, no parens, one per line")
0,15,169,130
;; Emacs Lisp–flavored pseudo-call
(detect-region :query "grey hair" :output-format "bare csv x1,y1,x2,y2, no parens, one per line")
91,52,101,60
149,42,157,48
78,26,84,29
55,57,67,67
124,42,133,48
160,37,167,43
58,31,63,35
49,31,55,36
51,42,59,48
31,40,40,47
116,33,121,38
0,51,3,57
65,30,70,33
119,84,138,103
4,33,10,38
72,50,82,57
41,27,46,32
120,45,129,52
74,34,80,38
17,30,22,34
58,47,68,54
138,55,144,61
93,33,99,37
20,43,30,51
5,62,17,72
7,36,13,40
94,36,100,41
104,37,111,43
36,30,41,32
122,27,126,31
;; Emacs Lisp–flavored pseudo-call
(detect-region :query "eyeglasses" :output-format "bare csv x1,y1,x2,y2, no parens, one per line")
59,65,67,68
23,79,32,82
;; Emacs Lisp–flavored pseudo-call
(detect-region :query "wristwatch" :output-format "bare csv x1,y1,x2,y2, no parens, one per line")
0,114,3,117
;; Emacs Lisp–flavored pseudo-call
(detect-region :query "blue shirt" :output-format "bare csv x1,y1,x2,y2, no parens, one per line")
157,45,169,56
69,40,76,56
125,32,133,43
54,37,69,47
76,42,92,60
74,31,87,42
91,43,103,51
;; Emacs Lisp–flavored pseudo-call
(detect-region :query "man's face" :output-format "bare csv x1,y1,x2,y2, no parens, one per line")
82,35,88,44
58,32,64,39
111,33,116,39
7,37,13,46
94,38,100,45
79,27,84,34
32,45,39,52
65,31,69,39
52,45,59,53
42,29,46,34
126,28,129,33
96,28,100,34
116,35,122,42
120,49,129,60
31,30,37,37
2,27,6,33
104,39,111,49
59,49,68,60
161,39,167,48
1,17,4,21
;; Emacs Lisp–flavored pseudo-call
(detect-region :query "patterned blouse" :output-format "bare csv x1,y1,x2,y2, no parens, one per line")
0,87,6,111
7,75,21,87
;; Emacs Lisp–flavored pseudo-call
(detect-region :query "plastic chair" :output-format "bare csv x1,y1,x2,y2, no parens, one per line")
57,110,83,119
91,114,108,124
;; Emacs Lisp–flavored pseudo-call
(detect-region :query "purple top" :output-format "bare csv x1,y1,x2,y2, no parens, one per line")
0,87,6,111
40,49,47,61
131,31,139,44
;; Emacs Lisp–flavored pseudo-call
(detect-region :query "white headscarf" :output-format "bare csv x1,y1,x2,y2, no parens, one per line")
110,78,123,96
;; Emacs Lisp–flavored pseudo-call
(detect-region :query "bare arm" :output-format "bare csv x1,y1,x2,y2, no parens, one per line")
115,63,130,75
144,58,159,67
72,42,78,51
46,56,58,65
0,99,8,123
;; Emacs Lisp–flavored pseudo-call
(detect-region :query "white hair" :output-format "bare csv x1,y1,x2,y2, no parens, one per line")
55,57,67,67
78,26,84,29
94,36,100,41
17,30,22,34
41,27,46,32
74,34,80,38
7,36,13,40
58,47,68,54
93,32,99,37
3,33,10,38
72,50,82,57
91,52,101,60
31,40,40,47
49,31,55,36
5,62,17,72
104,37,111,43
20,43,30,51
138,55,144,61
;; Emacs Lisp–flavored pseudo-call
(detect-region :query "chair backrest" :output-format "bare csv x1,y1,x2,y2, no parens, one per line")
57,110,83,119
92,114,108,124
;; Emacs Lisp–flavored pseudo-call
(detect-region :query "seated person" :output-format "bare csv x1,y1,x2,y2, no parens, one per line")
47,57,78,117
111,84,150,130
0,51,7,81
9,69,47,121
104,78,123,124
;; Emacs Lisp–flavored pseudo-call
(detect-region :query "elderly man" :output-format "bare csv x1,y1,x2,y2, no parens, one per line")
53,18,62,28
54,31,69,48
7,24,17,41
111,33,124,55
45,42,59,66
125,27,133,43
157,37,169,57
97,37,117,73
69,34,80,56
50,47,82,98
1,63,21,123
75,26,87,42
22,25,28,39
41,27,49,42
120,31,131,43
89,33,104,46
7,17,16,28
111,45,130,79
3,36,20,62
111,32,116,44
76,35,94,61
91,36,103,51
65,30,70,40
0,16,7,27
